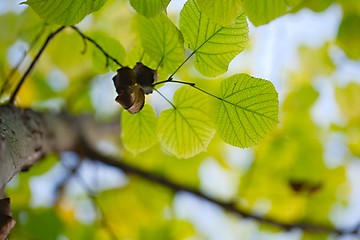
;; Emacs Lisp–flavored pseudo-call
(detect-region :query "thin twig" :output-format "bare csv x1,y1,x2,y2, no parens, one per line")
55,160,81,202
78,141,359,236
1,23,47,97
168,51,196,79
60,159,119,240
153,78,222,101
74,172,119,240
70,26,123,68
153,79,195,87
9,26,65,104
153,88,176,109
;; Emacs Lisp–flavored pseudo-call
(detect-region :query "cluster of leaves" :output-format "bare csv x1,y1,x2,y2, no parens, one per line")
22,0,281,158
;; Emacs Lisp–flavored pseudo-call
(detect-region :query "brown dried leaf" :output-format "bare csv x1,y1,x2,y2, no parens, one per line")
115,85,145,114
127,85,145,114
0,198,15,240
133,62,157,94
289,180,322,194
112,63,153,113
112,67,136,93
115,89,135,109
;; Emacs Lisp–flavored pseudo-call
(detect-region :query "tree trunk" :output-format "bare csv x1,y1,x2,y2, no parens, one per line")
0,104,119,239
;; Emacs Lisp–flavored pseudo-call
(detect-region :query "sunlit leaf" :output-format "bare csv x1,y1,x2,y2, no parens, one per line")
130,0,171,17
91,33,126,73
213,74,278,148
336,83,360,121
243,0,302,26
138,13,184,73
138,220,195,240
196,0,243,25
17,8,45,43
0,13,20,45
17,75,37,107
180,0,248,77
157,87,215,158
298,44,335,78
336,83,360,157
122,104,158,154
23,0,106,26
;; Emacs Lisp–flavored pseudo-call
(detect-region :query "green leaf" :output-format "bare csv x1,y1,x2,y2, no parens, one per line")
180,0,248,77
243,0,302,26
336,83,360,121
213,74,278,148
130,0,171,17
23,0,106,26
138,13,184,73
21,208,63,240
337,13,360,60
17,8,45,43
91,33,125,73
196,0,243,25
157,87,215,158
122,104,158,154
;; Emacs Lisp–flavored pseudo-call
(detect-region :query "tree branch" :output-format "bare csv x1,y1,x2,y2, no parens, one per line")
0,104,120,197
9,26,65,104
78,141,358,236
70,26,123,68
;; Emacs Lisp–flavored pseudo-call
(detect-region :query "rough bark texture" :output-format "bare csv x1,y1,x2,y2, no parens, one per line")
0,104,76,195
0,104,119,238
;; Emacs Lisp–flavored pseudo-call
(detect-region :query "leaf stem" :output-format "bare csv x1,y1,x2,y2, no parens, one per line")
155,56,164,71
153,88,176,109
9,26,65,104
191,85,223,101
154,78,223,101
168,51,196,79
70,26,124,67
153,79,195,87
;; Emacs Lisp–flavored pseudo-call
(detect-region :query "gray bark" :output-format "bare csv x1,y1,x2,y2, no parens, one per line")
0,104,120,239
0,104,77,196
